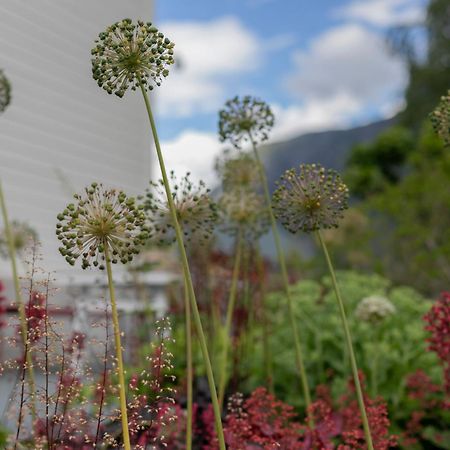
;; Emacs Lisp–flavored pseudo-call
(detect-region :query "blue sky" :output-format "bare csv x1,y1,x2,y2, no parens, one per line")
152,0,427,183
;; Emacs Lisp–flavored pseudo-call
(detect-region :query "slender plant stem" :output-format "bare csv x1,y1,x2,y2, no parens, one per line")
256,248,274,393
249,138,311,412
370,328,380,398
0,180,37,420
316,230,374,450
184,281,193,450
104,247,131,450
139,84,226,450
218,231,242,407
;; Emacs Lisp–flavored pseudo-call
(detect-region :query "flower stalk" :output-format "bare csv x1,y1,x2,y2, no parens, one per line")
250,137,312,412
138,83,226,450
0,180,36,419
218,230,242,407
184,281,193,450
105,246,131,450
316,230,374,450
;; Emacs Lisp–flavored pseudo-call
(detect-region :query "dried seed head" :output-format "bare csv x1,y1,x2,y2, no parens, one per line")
355,295,396,324
56,183,148,269
0,69,11,113
91,19,175,98
218,188,270,240
430,90,450,147
272,164,349,234
143,172,218,246
0,221,37,258
218,95,274,148
216,150,261,192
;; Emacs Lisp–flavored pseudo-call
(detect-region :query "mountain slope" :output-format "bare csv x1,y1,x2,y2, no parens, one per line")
260,117,395,189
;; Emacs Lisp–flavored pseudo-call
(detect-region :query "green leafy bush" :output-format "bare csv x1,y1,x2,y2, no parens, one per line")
242,271,440,426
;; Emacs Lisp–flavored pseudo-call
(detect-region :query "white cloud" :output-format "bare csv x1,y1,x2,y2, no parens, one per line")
158,131,223,185
286,24,408,122
158,17,261,117
334,0,425,27
271,94,362,141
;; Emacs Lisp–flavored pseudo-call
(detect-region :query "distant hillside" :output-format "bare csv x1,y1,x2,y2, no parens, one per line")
260,117,396,190
255,117,396,259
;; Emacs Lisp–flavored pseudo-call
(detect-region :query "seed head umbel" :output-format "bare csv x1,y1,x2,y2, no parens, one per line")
355,295,396,324
56,183,148,270
430,90,450,147
218,188,270,240
272,164,349,234
0,69,11,113
216,151,261,192
218,96,274,148
91,19,175,98
143,172,218,246
0,220,37,258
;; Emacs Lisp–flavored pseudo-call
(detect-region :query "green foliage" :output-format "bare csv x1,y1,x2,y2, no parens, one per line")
369,159,450,295
240,271,439,426
345,126,414,198
400,0,450,128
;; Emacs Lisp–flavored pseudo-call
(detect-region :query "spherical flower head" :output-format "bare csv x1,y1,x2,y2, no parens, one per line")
143,171,218,246
0,69,11,113
216,150,261,192
430,90,450,147
0,221,37,258
218,188,270,240
218,95,274,148
56,183,148,270
355,295,396,324
91,19,175,98
272,164,349,234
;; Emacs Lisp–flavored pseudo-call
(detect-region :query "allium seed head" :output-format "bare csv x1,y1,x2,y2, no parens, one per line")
91,19,175,98
272,164,349,233
430,90,450,147
0,220,37,258
56,183,148,270
0,69,11,113
218,188,270,240
355,295,396,324
143,172,218,246
218,95,274,148
216,150,261,192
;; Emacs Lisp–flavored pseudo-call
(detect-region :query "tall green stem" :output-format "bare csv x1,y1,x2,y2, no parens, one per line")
218,231,242,407
316,230,374,450
139,84,226,450
256,248,274,393
105,247,131,450
0,180,36,419
184,281,193,450
249,138,311,412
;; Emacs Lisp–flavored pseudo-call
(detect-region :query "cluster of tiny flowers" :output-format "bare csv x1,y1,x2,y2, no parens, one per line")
218,95,275,148
430,91,450,147
272,164,349,234
355,295,396,324
423,292,450,393
143,171,218,246
215,150,261,192
0,220,37,258
218,188,270,240
56,183,148,269
0,69,11,113
91,19,175,97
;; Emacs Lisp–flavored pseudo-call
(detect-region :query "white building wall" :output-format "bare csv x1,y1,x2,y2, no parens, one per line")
0,0,155,278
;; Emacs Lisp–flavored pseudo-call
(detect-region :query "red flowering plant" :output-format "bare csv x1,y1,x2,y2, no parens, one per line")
203,383,397,449
397,292,450,448
205,387,303,450
424,292,450,395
